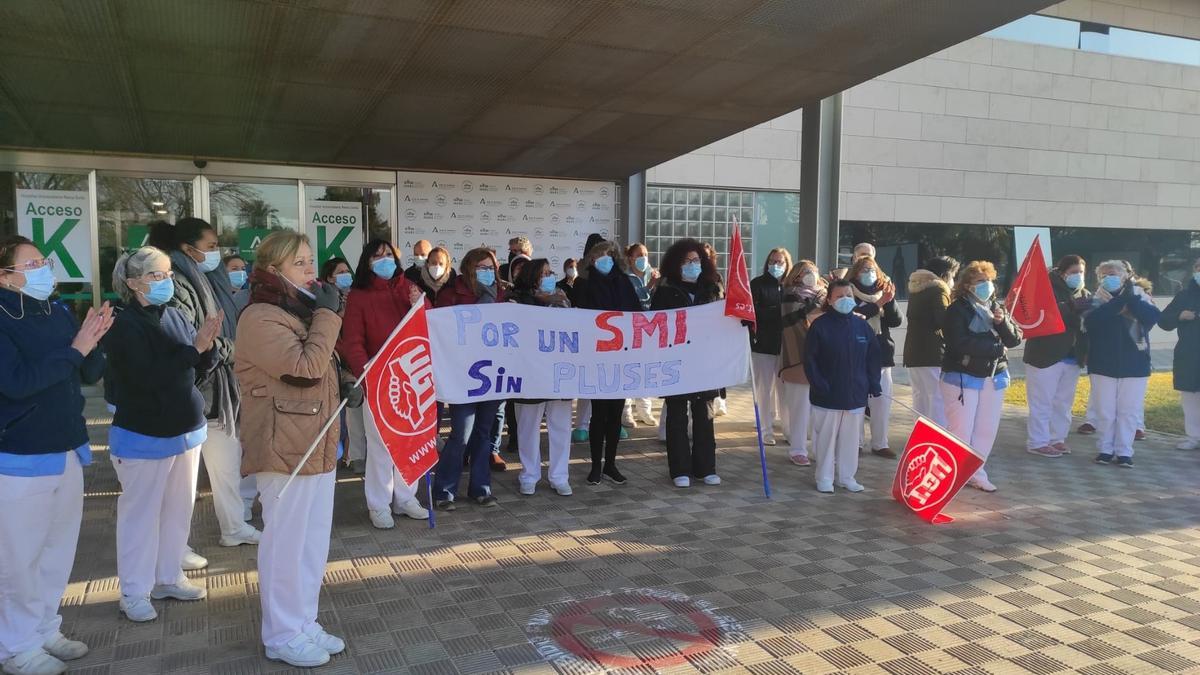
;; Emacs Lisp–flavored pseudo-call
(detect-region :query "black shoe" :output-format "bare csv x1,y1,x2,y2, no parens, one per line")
871,447,897,459
1115,456,1133,468
603,466,627,485
475,494,499,507
587,467,603,485
435,499,457,511
1095,453,1114,464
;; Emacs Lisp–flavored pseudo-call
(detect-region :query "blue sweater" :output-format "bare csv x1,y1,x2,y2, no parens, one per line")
0,289,105,456
804,311,883,411
1085,287,1160,379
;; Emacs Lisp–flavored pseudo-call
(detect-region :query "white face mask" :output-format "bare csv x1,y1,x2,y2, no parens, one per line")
427,264,445,279
801,272,817,288
565,267,578,280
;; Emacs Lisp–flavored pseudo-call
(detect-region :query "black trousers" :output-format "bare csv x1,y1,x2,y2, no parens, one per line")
665,396,716,479
589,399,625,469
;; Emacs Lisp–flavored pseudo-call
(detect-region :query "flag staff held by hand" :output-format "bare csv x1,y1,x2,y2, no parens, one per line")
724,217,771,498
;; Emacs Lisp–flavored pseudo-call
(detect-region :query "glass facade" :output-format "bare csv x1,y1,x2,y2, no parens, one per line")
209,181,299,263
987,14,1200,68
97,176,193,301
644,185,755,272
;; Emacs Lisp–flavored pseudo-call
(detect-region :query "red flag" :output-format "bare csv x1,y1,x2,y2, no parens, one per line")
363,303,439,484
1005,236,1064,339
891,418,985,524
724,216,755,329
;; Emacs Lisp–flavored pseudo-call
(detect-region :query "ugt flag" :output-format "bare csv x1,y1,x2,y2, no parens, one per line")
1005,235,1064,339
362,303,439,484
891,418,984,524
724,216,755,329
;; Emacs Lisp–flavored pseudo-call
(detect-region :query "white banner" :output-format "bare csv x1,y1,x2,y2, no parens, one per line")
306,199,364,268
427,301,749,404
16,189,93,282
396,171,616,271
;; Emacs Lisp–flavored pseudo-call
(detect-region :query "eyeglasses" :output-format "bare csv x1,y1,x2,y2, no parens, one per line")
2,258,54,273
141,271,174,282
475,264,496,271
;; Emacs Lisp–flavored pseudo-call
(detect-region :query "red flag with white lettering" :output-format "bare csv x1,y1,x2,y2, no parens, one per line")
891,418,984,524
724,217,756,329
1005,236,1064,339
362,303,439,485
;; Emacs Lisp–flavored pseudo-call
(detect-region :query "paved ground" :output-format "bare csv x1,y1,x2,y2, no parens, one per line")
59,386,1200,674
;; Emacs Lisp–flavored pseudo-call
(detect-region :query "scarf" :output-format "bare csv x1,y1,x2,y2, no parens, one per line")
168,249,218,320
851,283,883,334
1092,286,1151,351
421,265,450,295
968,297,997,336
248,268,314,324
475,281,498,304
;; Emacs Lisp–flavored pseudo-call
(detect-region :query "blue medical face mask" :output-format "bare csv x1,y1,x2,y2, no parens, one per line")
833,296,856,315
634,256,649,273
18,264,56,301
334,272,353,290
475,268,496,287
682,261,702,282
594,255,614,275
371,257,397,280
539,275,557,294
1193,272,1200,287
144,277,175,306
198,249,221,273
859,270,877,287
768,263,785,280
227,270,247,289
1101,275,1124,292
1064,272,1084,290
974,280,994,301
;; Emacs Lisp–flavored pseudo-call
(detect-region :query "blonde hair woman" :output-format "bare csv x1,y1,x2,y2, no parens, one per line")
777,260,826,465
938,261,1021,492
846,256,900,458
235,232,345,667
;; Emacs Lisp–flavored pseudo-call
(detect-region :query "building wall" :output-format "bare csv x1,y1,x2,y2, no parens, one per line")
646,110,803,192
839,34,1200,231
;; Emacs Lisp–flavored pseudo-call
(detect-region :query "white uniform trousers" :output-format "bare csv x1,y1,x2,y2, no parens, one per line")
256,470,335,650
940,377,1003,482
908,366,947,427
811,407,863,489
622,397,653,420
515,401,573,486
1090,374,1149,458
1025,361,1081,449
355,406,419,513
200,423,252,536
782,382,811,459
112,447,198,599
345,403,368,464
751,353,783,440
1182,391,1200,442
865,367,894,450
0,453,83,661
574,399,591,430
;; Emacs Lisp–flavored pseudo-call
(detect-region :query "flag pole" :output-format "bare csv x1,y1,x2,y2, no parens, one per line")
747,353,772,499
426,469,436,529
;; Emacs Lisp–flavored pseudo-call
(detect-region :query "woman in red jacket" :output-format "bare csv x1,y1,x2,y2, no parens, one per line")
336,240,430,529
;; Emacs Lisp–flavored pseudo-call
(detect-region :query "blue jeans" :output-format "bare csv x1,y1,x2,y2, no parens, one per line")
434,400,501,501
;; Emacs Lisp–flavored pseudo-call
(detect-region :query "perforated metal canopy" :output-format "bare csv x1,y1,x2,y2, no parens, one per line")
0,0,1053,179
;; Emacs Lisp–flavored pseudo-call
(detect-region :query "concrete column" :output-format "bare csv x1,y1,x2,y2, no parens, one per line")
799,93,842,271
621,171,645,245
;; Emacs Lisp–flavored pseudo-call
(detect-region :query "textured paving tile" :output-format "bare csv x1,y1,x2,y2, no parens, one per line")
61,387,1200,672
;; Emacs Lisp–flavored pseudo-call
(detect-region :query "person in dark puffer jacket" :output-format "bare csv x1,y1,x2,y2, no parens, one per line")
0,236,111,675
1159,256,1200,450
939,260,1021,493
804,279,882,494
904,256,958,427
1085,260,1160,468
1022,255,1091,458
749,247,791,446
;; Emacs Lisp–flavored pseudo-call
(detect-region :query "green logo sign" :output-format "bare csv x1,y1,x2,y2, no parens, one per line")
126,224,149,251
238,228,273,262
316,224,354,266
31,217,82,278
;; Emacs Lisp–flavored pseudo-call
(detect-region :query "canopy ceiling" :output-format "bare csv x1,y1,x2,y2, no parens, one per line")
0,0,1055,179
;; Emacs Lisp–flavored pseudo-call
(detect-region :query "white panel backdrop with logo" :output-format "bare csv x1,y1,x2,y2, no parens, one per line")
396,171,616,271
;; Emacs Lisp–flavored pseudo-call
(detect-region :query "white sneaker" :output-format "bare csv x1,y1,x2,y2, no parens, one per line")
636,412,658,426
219,525,261,547
266,634,330,668
969,477,997,493
369,509,395,529
673,476,691,488
762,436,776,446
302,625,345,655
41,633,87,661
816,481,834,494
181,549,208,571
621,409,636,428
393,500,429,520
703,474,721,486
151,580,206,601
1177,439,1200,450
837,480,865,493
551,482,573,496
715,399,728,416
519,480,536,495
119,596,157,622
2,648,65,675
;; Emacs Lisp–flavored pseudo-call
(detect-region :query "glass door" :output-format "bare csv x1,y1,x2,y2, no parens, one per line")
302,183,393,275
96,175,195,301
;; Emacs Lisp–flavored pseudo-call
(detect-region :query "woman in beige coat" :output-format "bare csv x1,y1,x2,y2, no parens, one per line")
235,232,345,669
777,260,826,466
